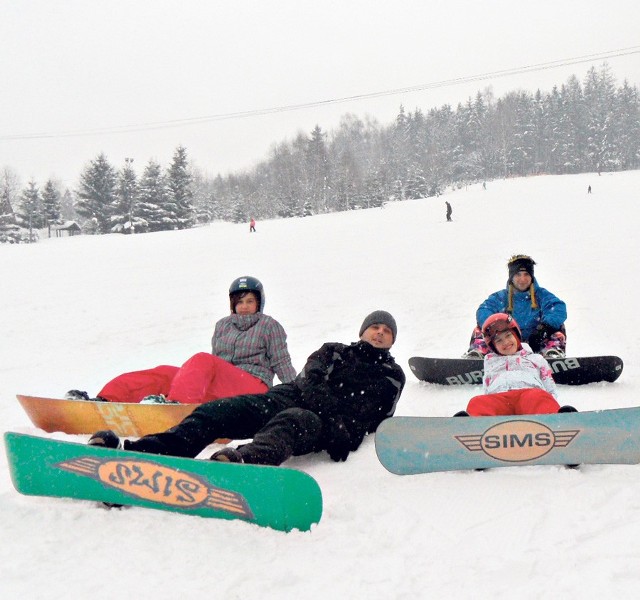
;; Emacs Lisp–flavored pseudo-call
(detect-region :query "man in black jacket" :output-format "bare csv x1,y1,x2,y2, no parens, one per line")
89,310,405,465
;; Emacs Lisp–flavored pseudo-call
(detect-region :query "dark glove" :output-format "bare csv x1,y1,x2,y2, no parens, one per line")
529,323,551,349
324,417,351,462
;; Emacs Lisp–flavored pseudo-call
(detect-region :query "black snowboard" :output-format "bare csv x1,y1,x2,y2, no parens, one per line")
408,355,623,386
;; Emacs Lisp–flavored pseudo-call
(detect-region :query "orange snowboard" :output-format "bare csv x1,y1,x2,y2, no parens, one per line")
16,395,200,437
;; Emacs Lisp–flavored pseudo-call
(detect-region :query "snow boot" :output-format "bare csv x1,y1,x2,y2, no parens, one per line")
65,389,109,402
65,389,90,400
210,447,244,463
542,348,565,359
464,326,489,358
88,430,122,449
462,349,485,359
140,394,179,404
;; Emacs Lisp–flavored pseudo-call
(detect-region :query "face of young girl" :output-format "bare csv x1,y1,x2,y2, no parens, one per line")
235,293,259,315
493,330,519,355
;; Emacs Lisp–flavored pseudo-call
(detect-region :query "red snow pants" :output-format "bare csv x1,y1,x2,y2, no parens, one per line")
97,352,268,404
467,388,560,416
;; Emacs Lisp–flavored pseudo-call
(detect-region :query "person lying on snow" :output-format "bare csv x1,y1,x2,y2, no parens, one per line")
455,313,575,417
88,311,406,466
65,276,296,404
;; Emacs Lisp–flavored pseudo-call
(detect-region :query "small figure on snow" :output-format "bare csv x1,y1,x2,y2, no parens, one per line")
455,314,575,417
65,276,296,404
87,311,406,466
463,255,567,359
445,201,452,222
587,185,592,194
249,217,256,232
482,181,487,190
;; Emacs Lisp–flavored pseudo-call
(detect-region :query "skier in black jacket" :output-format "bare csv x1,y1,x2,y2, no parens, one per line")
89,311,406,465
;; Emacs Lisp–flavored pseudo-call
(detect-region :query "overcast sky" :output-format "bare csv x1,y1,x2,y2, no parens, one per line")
2,0,639,189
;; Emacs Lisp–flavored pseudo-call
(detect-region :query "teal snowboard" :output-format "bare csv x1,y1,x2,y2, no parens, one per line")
375,407,640,474
4,432,322,532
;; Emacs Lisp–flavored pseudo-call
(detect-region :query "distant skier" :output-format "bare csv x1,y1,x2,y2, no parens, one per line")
249,218,256,232
445,201,452,222
587,185,592,194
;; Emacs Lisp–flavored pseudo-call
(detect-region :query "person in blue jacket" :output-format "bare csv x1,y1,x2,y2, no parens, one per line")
464,255,567,359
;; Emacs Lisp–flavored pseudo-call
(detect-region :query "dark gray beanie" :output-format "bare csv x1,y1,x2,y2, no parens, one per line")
359,310,397,341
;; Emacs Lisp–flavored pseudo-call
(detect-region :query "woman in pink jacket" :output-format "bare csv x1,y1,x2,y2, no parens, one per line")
456,313,575,417
66,276,296,404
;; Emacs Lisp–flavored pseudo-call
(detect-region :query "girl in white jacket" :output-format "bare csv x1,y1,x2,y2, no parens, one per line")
462,313,574,417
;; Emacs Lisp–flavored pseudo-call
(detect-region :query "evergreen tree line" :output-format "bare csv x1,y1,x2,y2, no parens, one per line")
74,146,195,235
1,63,638,243
214,64,639,220
0,146,194,243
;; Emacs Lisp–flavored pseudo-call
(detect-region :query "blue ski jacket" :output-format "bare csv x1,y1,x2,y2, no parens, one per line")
475,277,567,341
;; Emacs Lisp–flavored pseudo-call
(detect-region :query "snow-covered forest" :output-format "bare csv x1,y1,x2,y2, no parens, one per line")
1,63,639,243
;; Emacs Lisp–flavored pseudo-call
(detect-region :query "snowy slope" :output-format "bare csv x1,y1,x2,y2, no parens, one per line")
1,171,639,598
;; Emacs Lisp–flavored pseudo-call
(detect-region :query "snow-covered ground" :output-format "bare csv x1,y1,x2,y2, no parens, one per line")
2,171,639,598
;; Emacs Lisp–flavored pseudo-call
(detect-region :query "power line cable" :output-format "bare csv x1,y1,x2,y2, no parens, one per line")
2,45,639,141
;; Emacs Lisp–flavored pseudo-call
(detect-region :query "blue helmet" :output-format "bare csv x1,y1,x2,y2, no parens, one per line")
229,276,264,312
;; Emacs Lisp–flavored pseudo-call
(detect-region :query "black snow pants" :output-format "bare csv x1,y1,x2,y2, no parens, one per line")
124,384,323,466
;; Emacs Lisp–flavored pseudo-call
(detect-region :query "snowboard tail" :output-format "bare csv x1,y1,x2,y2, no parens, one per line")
408,355,623,386
375,407,640,474
4,432,322,532
16,395,200,436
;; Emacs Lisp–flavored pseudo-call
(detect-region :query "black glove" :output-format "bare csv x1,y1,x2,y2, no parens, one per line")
324,417,351,462
529,323,551,349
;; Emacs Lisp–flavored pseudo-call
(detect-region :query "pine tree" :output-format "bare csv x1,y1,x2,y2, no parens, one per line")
191,168,218,224
390,106,410,199
76,153,117,233
559,75,588,173
306,125,329,213
545,85,564,173
0,169,21,243
425,104,455,193
166,146,194,229
509,91,536,176
137,160,170,232
331,114,369,210
531,89,550,174
584,64,618,173
41,179,62,237
60,189,76,221
404,109,429,199
18,180,43,242
615,80,640,170
112,159,141,233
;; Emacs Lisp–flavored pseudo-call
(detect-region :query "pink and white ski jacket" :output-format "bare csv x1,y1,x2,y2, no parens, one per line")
482,344,557,398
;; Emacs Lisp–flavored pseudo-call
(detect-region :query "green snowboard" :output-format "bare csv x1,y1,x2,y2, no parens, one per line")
4,432,322,532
